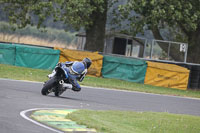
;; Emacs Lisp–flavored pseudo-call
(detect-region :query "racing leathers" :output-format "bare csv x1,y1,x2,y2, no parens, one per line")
64,61,87,92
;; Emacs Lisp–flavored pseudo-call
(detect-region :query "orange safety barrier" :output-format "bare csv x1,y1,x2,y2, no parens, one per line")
144,61,190,90
55,48,103,77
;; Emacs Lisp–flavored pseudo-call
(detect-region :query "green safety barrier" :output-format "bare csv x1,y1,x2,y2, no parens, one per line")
0,43,15,65
0,43,60,70
15,45,60,69
102,55,147,83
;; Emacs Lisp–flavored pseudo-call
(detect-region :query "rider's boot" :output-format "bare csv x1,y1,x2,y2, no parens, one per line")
48,70,56,78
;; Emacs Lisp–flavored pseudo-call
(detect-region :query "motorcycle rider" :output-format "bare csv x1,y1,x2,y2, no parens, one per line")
48,57,92,92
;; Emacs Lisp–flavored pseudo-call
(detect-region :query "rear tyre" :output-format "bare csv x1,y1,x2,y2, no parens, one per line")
41,77,58,95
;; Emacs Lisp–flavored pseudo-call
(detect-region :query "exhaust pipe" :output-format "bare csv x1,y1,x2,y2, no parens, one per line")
59,80,72,89
63,83,72,88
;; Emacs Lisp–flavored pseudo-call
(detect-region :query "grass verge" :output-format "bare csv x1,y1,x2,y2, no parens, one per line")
67,110,200,133
1,64,200,98
0,64,50,82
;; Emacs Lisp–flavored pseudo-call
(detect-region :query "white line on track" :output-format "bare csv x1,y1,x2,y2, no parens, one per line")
0,78,42,84
20,108,64,133
1,78,200,100
31,103,78,108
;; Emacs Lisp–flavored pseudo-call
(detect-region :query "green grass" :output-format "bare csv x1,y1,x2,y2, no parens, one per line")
1,64,200,98
0,64,50,82
67,110,200,133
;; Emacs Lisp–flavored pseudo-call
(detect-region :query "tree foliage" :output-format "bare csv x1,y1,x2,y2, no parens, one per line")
113,0,200,63
55,0,105,30
0,0,110,52
0,0,109,31
114,0,200,34
0,0,55,29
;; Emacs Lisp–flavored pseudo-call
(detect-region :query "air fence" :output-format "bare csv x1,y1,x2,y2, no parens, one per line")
0,43,60,69
142,39,200,89
0,42,197,90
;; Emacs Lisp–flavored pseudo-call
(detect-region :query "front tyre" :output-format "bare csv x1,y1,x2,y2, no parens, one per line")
41,77,58,95
54,87,66,97
54,90,61,97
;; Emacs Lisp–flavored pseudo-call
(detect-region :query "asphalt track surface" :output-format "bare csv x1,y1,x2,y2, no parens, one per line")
1,79,200,133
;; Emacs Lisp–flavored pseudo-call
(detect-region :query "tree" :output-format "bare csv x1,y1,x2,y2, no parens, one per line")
0,0,110,52
113,0,200,63
56,0,108,52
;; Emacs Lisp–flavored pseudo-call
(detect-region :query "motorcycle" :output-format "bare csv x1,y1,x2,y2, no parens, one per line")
41,63,72,97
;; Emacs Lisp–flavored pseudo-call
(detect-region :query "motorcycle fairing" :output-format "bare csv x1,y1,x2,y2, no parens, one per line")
61,63,69,79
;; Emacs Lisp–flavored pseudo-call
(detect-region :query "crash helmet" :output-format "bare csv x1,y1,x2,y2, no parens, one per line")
70,61,86,75
82,57,92,69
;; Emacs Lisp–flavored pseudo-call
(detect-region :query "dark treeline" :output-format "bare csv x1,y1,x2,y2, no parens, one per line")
0,5,75,31
0,5,77,45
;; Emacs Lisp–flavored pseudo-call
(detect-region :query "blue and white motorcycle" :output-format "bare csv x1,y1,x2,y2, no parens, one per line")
41,58,91,97
41,62,77,97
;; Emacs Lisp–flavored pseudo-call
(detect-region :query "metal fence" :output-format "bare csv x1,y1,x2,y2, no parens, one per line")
143,39,188,63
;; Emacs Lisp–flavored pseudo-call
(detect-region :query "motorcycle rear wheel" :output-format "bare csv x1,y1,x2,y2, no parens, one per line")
41,77,58,95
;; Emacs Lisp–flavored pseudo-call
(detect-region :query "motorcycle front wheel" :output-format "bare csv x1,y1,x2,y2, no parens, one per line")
54,90,62,97
41,77,58,95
